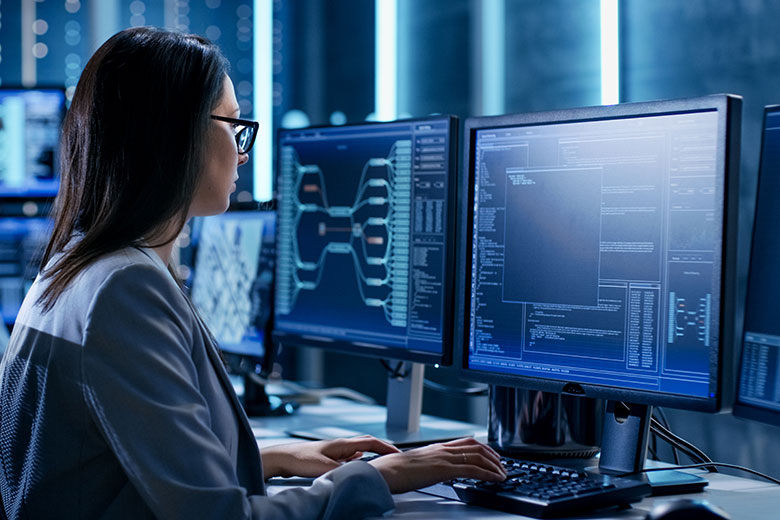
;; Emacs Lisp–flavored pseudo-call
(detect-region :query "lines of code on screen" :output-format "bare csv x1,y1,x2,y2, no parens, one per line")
468,111,722,398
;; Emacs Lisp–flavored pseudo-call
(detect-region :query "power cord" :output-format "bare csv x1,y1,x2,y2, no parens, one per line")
649,418,717,472
651,408,679,465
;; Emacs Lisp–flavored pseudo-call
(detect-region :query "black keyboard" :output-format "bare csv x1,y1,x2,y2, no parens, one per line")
419,456,652,518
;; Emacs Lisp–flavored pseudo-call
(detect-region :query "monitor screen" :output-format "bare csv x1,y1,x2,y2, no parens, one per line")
0,88,65,197
0,217,51,325
734,105,780,427
273,116,458,365
460,96,740,412
187,209,276,364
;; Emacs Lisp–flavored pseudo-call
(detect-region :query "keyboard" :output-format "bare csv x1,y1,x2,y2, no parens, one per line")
419,456,652,518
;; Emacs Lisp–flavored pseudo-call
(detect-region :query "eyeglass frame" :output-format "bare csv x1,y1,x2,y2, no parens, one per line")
210,115,259,155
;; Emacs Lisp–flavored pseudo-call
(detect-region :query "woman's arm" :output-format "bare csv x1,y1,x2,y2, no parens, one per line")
81,263,395,519
261,436,399,478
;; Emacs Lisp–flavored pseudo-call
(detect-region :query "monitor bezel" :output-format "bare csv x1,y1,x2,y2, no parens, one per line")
272,115,459,366
733,104,780,427
0,86,67,199
456,95,741,413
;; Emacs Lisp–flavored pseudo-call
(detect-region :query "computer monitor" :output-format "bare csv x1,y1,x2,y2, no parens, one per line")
273,116,475,445
0,216,51,326
459,95,741,479
734,105,780,428
184,206,290,415
0,87,66,197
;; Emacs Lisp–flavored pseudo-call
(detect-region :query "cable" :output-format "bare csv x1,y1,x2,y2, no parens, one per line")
618,463,780,487
650,417,715,469
649,423,717,472
651,408,678,463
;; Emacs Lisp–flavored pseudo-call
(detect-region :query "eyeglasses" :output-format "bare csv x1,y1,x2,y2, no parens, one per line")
210,115,259,155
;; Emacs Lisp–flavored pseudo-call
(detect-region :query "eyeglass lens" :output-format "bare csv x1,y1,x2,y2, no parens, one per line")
236,126,253,153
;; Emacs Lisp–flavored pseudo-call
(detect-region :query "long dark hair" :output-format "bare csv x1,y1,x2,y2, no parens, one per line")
37,27,229,311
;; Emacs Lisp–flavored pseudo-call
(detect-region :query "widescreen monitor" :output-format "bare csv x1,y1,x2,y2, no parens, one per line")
273,116,457,365
734,105,780,428
459,95,741,474
0,88,65,197
273,116,473,444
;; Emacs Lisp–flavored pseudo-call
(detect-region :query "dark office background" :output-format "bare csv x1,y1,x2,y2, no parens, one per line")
1,0,779,479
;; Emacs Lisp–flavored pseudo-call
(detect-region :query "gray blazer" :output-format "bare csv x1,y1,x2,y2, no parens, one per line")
0,246,394,519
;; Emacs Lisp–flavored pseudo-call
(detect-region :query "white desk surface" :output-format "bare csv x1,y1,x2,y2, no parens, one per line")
251,398,780,519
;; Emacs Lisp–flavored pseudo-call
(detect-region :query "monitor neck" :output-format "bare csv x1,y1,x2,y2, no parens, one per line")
598,401,651,474
385,362,425,432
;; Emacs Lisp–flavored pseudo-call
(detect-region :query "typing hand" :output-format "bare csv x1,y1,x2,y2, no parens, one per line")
261,435,400,478
368,437,506,494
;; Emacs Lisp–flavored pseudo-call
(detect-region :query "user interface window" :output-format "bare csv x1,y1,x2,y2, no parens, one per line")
275,120,452,354
468,110,722,398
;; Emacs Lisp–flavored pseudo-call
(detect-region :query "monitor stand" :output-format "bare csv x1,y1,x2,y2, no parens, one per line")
240,373,299,417
287,362,481,448
595,401,708,496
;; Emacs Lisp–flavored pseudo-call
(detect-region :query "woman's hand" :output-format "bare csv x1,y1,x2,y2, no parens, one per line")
368,437,506,494
261,435,400,478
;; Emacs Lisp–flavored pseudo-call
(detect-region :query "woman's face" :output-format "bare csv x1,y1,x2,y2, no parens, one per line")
189,75,249,217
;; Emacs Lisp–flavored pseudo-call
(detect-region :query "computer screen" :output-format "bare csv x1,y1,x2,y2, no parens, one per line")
0,88,65,197
459,95,740,415
734,105,780,428
0,216,51,325
186,209,276,367
273,116,458,365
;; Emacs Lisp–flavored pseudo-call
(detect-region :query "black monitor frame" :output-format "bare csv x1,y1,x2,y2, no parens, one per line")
733,104,780,428
272,115,459,367
456,95,741,416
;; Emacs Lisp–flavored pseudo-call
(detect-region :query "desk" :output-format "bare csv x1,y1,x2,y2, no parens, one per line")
251,398,780,519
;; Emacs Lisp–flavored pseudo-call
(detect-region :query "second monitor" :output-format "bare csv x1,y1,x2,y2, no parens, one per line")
273,116,476,445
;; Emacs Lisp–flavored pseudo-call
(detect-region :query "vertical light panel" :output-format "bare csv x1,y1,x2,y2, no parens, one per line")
375,0,398,121
90,0,120,53
481,0,505,116
254,0,273,202
600,0,619,105
21,0,36,86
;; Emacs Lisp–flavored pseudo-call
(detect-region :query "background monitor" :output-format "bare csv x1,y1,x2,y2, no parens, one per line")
734,105,780,428
459,95,741,475
273,116,472,444
0,216,51,326
183,206,286,414
0,87,65,197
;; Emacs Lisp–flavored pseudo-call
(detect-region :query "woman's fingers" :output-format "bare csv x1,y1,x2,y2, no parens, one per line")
444,446,505,476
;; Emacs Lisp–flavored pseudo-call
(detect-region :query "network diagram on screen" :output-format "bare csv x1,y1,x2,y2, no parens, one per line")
468,111,722,398
275,121,451,354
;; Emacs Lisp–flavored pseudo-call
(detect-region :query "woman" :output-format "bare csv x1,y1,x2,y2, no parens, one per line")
0,27,504,519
